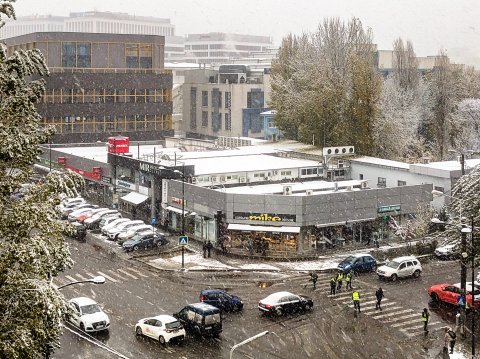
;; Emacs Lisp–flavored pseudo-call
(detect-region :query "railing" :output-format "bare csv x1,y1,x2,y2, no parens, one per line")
48,67,172,75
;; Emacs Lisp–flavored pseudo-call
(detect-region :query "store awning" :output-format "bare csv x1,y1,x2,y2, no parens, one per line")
165,205,188,216
227,223,301,234
315,218,376,228
121,191,149,205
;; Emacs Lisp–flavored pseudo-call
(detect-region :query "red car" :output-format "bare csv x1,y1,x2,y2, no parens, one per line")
428,282,480,309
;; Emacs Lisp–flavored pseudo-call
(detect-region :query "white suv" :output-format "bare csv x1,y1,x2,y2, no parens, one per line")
376,256,422,281
106,220,144,241
66,297,110,333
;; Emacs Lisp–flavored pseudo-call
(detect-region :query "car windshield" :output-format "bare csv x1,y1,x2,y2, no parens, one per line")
204,313,221,325
386,261,400,269
342,256,356,264
80,304,101,315
165,320,182,330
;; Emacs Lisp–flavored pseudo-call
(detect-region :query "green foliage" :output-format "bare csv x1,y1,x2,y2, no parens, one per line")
0,2,83,357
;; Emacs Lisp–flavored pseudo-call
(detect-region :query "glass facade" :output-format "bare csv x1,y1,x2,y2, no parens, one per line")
62,42,91,68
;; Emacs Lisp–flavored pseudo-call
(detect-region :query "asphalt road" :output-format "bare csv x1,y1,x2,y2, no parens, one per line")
52,236,475,359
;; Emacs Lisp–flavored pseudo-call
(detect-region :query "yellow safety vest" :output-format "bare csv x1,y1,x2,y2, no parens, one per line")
346,273,351,282
352,292,360,301
337,273,343,281
422,313,428,321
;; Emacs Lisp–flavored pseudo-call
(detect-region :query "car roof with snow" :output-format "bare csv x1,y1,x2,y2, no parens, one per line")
261,291,295,303
389,256,418,262
150,314,178,323
70,297,97,306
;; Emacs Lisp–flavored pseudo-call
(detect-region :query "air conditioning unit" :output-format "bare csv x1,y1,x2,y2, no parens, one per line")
220,176,226,182
240,177,246,183
273,170,278,175
322,146,355,156
283,185,292,195
191,177,197,184
211,176,217,183
361,181,368,189
264,176,270,181
306,190,313,196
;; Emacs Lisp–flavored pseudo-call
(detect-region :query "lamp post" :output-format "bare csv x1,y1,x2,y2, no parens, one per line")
173,164,186,271
471,216,476,359
229,331,269,359
49,139,52,172
57,275,106,290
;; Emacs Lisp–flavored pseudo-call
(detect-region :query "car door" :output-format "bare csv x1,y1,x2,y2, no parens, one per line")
70,302,81,327
289,295,301,312
279,296,291,313
442,286,459,305
143,319,156,339
397,262,408,277
355,257,365,272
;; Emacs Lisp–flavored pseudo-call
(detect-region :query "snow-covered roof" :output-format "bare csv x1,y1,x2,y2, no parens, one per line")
350,156,410,170
412,159,480,171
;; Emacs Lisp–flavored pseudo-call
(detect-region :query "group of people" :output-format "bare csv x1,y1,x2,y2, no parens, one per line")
202,240,213,258
329,271,352,295
246,237,269,256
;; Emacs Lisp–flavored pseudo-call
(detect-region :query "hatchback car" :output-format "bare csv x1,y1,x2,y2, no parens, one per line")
84,210,120,229
106,220,144,241
135,314,185,345
66,297,110,333
258,291,313,316
174,303,222,337
337,253,377,274
435,242,460,260
117,224,156,244
101,218,131,235
199,289,243,312
123,233,168,252
376,256,422,281
98,214,122,230
428,282,480,309
60,203,97,219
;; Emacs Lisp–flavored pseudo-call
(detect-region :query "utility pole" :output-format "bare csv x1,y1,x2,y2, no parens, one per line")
460,153,467,303
181,164,185,271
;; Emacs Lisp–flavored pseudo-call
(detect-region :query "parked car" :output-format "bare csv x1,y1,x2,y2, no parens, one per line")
68,207,97,222
117,224,156,244
57,198,86,215
61,203,98,219
106,220,144,241
199,289,243,312
337,253,377,274
428,282,480,309
376,256,422,281
101,218,131,235
98,214,122,230
84,210,120,229
76,207,110,224
173,303,222,337
68,222,87,241
135,314,185,345
258,291,313,316
66,297,110,332
123,233,168,252
435,242,460,260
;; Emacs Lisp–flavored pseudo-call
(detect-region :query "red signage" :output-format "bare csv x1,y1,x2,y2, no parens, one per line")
57,157,66,164
108,136,129,154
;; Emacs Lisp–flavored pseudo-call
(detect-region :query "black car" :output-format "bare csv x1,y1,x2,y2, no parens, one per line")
199,289,243,312
122,232,168,252
258,291,313,316
68,222,87,242
173,303,222,337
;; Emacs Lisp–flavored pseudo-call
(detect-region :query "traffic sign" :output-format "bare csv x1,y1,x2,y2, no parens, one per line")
150,217,157,225
179,236,188,246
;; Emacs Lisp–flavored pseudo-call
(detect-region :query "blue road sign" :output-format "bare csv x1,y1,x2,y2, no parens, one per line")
150,217,157,225
179,236,188,246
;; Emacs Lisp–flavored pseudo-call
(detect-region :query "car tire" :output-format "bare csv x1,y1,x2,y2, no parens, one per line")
135,327,142,336
413,270,421,278
133,245,139,251
157,241,164,248
431,293,439,303
158,335,166,345
275,307,283,316
305,303,313,311
80,322,85,332
391,274,398,282
371,264,377,272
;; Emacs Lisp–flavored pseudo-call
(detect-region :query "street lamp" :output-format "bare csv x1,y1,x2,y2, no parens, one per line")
57,275,106,290
173,164,186,271
229,331,269,359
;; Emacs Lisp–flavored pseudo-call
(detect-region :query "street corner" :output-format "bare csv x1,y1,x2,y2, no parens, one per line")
145,252,237,271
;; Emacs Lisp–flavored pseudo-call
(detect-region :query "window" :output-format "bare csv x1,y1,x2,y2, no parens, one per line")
398,180,406,186
378,177,386,187
62,42,91,68
201,91,208,107
254,173,266,178
281,171,291,176
359,174,364,180
247,89,264,108
126,44,152,68
224,113,231,131
224,92,231,108
190,87,197,129
76,43,91,67
201,111,208,127
434,186,445,193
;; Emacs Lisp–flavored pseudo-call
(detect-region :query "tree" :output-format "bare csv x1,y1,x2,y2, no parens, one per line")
270,18,381,154
0,2,83,357
451,98,480,152
392,38,419,91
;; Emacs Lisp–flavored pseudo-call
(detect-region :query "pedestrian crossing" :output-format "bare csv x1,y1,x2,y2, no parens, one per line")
288,272,445,338
51,266,156,288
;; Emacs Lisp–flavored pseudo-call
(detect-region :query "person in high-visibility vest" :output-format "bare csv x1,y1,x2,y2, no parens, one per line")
352,290,360,313
330,276,337,295
345,271,352,290
336,271,344,291
422,308,429,332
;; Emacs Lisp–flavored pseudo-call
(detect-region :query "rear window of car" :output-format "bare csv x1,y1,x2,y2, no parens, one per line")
204,313,221,325
165,320,182,330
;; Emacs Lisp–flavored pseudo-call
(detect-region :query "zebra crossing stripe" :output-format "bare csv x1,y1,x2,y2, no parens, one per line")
363,305,403,315
65,275,83,286
400,322,442,332
108,269,127,281
390,316,423,327
118,269,138,280
126,268,149,278
361,302,398,313
404,324,445,337
371,308,412,319
96,271,119,283
85,271,96,278
345,301,395,310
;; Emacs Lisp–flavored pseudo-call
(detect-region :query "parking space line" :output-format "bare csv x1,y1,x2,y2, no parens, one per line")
75,273,89,281
85,271,96,278
108,270,127,281
126,268,149,278
96,271,119,283
65,275,83,286
118,269,138,279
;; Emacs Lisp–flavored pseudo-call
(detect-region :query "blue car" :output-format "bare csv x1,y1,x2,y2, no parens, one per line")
337,253,377,274
199,289,243,312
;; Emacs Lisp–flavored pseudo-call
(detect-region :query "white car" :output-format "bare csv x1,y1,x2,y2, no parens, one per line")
84,210,120,229
66,297,110,333
106,220,144,241
68,207,96,222
376,256,422,281
101,218,131,235
435,242,460,260
117,224,156,244
61,203,98,218
135,314,185,344
98,214,122,230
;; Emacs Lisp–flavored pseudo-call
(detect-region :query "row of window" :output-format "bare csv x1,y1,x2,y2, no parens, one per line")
201,90,231,108
200,111,231,131
377,177,406,187
301,168,320,176
42,88,170,104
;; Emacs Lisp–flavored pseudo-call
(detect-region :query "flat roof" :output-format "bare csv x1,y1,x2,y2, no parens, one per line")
350,156,410,170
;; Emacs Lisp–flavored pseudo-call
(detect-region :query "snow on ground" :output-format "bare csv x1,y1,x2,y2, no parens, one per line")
237,263,281,271
149,253,235,270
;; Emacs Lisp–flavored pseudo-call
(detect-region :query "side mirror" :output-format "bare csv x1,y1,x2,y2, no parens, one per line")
441,287,446,291
173,312,179,318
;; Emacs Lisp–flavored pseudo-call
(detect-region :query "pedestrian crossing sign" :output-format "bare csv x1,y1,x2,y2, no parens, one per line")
179,236,188,246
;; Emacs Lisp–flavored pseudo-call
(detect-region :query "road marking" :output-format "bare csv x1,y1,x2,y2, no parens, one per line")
136,295,143,300
390,316,424,327
118,269,138,280
404,324,445,337
400,322,442,332
147,301,154,306
75,273,89,281
380,313,418,324
96,271,119,283
85,271,96,278
126,268,149,278
371,308,412,319
361,302,398,313
65,275,83,286
108,270,127,281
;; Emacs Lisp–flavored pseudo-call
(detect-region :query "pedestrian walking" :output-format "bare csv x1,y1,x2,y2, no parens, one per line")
345,271,352,290
421,308,430,332
202,242,207,258
336,271,343,292
330,276,337,295
375,287,384,310
444,327,456,354
352,290,361,313
206,240,213,258
306,272,318,290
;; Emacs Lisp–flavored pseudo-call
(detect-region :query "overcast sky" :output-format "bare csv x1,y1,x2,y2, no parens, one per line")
12,0,480,67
